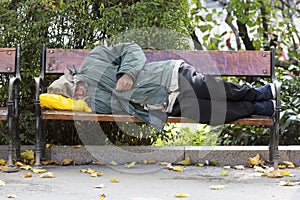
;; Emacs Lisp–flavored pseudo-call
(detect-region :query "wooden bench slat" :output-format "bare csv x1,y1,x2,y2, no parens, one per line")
0,48,16,73
41,110,273,126
45,49,271,76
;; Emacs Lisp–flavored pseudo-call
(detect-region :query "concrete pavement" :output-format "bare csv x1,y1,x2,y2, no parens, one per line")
1,163,300,200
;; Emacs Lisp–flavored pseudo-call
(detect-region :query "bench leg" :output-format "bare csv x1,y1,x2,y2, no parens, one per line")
4,100,19,173
35,102,41,166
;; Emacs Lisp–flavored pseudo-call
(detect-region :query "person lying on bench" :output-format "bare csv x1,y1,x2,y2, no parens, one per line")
73,42,275,130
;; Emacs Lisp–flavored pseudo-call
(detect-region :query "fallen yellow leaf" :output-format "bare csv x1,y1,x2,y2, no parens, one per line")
20,165,32,171
210,185,227,190
21,173,32,178
278,181,300,186
220,170,229,176
0,159,6,165
15,162,24,167
267,170,283,178
110,160,118,166
248,154,263,166
41,160,60,165
110,177,120,183
46,144,52,148
32,168,47,174
125,161,136,169
223,166,231,169
278,164,286,169
282,161,295,169
99,194,105,200
196,163,204,167
6,194,17,198
177,157,191,166
74,145,82,148
142,159,156,164
164,163,174,170
94,184,105,189
95,161,105,165
0,166,8,171
91,171,104,177
173,166,184,172
174,193,190,198
40,172,55,178
233,165,245,170
61,158,73,166
158,161,169,166
0,180,6,186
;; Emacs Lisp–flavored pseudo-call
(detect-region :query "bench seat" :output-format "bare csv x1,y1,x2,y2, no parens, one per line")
40,110,274,126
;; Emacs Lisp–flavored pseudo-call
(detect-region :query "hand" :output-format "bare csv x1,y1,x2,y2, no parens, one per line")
116,74,134,92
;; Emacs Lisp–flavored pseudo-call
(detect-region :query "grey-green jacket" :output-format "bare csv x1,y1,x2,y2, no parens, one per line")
75,43,177,130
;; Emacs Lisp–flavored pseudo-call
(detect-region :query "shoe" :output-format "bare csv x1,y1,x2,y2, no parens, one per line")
253,100,275,116
255,83,275,101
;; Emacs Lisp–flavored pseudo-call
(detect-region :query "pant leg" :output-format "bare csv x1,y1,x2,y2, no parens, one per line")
178,63,256,102
171,98,254,125
170,63,254,125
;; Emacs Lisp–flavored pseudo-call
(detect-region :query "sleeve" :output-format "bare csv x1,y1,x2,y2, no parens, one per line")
114,43,146,82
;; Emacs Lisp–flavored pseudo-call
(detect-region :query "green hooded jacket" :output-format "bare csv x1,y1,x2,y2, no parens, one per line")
75,43,177,130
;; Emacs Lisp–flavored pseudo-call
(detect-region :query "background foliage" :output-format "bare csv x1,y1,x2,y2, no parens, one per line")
0,0,299,146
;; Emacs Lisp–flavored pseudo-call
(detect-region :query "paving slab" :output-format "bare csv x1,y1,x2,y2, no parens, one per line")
1,164,300,200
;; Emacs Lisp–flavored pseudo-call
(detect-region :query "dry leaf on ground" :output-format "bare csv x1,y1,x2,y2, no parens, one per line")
42,160,60,165
233,165,245,170
278,181,300,186
94,184,105,189
99,194,106,200
110,177,120,183
0,180,6,186
177,157,191,166
0,166,8,171
282,161,295,169
40,172,55,178
220,170,229,176
95,161,105,165
210,185,227,190
196,163,204,167
61,158,73,166
21,173,32,178
32,168,47,174
174,193,190,198
142,159,156,164
110,161,118,166
6,194,17,198
20,165,32,171
158,161,169,166
173,166,184,172
248,154,264,166
90,171,104,177
125,161,136,169
74,145,81,148
0,159,6,165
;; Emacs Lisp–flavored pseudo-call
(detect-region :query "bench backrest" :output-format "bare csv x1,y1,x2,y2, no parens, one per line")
42,46,275,79
0,45,20,75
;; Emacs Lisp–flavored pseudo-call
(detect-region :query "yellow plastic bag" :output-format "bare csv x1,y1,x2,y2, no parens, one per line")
40,93,92,112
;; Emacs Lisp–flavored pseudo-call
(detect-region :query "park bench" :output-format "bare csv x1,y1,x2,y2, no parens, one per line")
34,45,281,168
0,45,21,172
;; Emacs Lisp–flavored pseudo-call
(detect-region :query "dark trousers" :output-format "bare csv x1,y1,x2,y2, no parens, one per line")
170,63,256,125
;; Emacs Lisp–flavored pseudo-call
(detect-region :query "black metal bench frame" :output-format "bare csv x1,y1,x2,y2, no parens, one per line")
0,45,21,172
